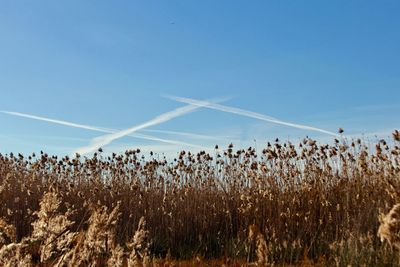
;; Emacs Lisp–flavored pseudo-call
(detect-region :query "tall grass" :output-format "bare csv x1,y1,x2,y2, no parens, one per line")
1,130,400,266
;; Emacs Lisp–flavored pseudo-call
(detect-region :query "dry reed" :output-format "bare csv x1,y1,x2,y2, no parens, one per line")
0,130,399,265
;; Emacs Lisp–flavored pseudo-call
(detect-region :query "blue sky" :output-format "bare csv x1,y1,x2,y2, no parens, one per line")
0,1,399,157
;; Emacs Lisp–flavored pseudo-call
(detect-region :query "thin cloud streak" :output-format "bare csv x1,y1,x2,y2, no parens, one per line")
166,96,339,137
114,131,206,150
1,111,106,132
0,110,207,150
75,102,212,155
141,129,227,141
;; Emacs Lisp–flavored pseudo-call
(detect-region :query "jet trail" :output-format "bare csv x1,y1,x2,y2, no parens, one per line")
1,111,106,132
165,95,339,137
141,129,227,141
0,111,206,150
75,102,213,155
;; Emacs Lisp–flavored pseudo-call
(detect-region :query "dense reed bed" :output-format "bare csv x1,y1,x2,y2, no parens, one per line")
1,130,400,266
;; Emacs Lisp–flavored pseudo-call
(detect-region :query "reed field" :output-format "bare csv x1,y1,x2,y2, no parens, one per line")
1,130,400,266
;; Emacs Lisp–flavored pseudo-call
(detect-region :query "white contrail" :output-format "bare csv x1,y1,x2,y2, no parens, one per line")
141,129,227,141
1,111,106,132
165,95,339,137
115,132,206,150
0,111,207,150
75,102,212,155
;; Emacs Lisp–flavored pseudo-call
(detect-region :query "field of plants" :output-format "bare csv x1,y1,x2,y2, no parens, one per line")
1,130,400,266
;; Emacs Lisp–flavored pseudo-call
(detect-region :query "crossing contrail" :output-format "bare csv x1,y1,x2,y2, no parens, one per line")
1,111,107,132
0,111,207,150
141,129,228,141
165,95,339,137
75,100,218,155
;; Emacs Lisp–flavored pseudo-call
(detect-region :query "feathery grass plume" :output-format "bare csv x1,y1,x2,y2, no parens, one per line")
378,203,400,249
0,242,33,267
0,218,16,247
31,191,77,263
247,224,259,263
247,224,269,266
68,201,121,266
107,244,125,267
128,216,151,267
393,130,400,142
256,232,268,266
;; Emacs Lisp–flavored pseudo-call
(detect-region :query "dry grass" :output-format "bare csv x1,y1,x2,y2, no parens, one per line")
1,130,400,266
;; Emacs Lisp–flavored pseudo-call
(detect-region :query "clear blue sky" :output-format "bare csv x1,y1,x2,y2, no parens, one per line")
1,1,399,157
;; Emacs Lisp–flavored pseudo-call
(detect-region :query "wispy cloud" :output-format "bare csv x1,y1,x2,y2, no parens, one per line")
345,129,395,140
0,110,207,151
0,133,88,142
124,132,206,150
141,129,229,141
1,111,106,132
165,96,340,137
75,101,215,155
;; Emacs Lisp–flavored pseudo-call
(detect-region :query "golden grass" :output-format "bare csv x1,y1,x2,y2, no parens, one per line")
0,130,400,266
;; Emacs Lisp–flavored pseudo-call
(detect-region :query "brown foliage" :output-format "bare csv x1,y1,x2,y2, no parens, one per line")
0,130,400,265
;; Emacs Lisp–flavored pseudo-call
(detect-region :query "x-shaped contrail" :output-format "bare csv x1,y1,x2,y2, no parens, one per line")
0,110,208,152
165,95,339,137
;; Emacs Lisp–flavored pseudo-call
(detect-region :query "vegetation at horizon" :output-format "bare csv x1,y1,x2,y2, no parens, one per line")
1,130,400,266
